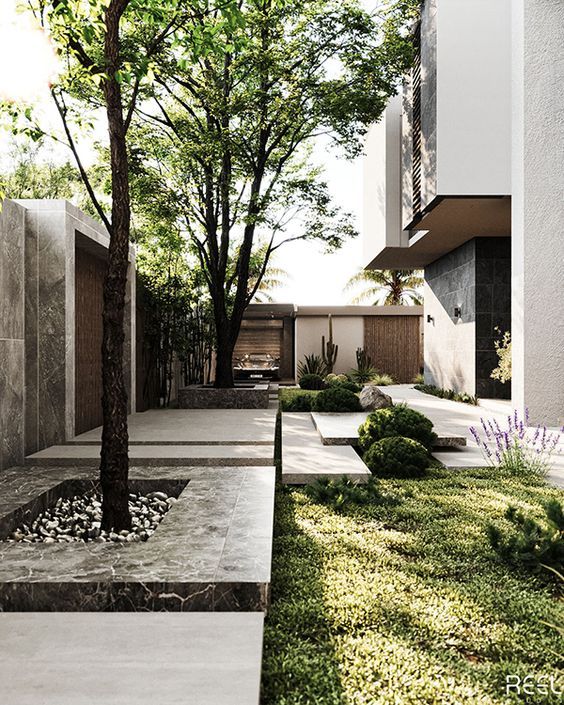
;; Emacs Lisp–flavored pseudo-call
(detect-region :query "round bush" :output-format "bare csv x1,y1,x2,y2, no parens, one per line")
312,386,362,412
284,393,313,412
358,403,437,452
299,374,325,390
364,436,429,478
334,380,362,394
325,373,348,385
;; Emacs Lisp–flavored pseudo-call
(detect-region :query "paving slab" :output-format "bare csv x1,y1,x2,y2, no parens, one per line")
26,445,274,467
0,612,263,705
281,413,371,485
70,408,277,445
0,466,275,611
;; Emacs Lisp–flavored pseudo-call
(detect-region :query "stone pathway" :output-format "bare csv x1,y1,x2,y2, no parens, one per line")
281,412,371,485
0,613,263,705
7,406,278,704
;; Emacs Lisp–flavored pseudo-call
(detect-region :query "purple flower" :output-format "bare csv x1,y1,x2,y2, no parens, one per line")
525,407,530,425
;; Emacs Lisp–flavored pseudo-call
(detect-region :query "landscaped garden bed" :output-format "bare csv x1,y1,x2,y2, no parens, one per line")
0,466,275,612
262,469,564,704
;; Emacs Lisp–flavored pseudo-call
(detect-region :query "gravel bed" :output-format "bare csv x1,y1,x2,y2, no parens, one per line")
6,491,177,544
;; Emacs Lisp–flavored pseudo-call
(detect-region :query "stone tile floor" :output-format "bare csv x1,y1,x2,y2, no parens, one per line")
0,612,263,705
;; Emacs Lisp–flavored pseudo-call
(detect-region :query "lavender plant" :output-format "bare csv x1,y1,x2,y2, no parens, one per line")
469,409,563,479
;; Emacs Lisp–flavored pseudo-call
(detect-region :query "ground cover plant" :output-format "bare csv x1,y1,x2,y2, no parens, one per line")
415,384,478,405
262,469,564,704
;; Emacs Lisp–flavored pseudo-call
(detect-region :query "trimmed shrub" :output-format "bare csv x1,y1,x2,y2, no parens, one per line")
326,378,361,394
299,374,325,390
312,386,362,412
325,373,348,385
358,403,437,452
364,436,429,478
414,383,478,406
283,393,313,412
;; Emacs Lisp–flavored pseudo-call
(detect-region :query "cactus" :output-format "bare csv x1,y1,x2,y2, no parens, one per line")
321,314,339,374
356,347,373,369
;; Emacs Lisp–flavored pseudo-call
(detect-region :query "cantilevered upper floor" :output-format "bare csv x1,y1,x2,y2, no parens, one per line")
364,0,512,269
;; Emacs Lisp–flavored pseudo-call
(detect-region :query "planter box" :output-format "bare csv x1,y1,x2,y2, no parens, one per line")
0,465,275,612
178,384,270,409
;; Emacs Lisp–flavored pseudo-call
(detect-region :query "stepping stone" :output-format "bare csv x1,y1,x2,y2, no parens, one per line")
26,445,274,467
0,612,263,705
281,413,371,485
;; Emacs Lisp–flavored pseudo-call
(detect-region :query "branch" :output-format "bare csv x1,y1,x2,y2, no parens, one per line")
51,89,112,233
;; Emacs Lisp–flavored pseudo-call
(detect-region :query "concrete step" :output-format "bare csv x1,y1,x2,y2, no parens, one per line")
0,613,263,705
311,412,466,448
281,413,371,485
25,445,274,467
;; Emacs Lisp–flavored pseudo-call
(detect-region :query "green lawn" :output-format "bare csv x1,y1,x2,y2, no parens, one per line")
262,468,564,704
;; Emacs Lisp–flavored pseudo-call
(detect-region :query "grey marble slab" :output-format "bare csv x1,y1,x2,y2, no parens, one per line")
0,465,275,612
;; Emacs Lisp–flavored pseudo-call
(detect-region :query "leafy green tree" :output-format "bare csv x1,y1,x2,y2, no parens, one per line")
3,0,237,530
345,268,423,305
128,0,418,386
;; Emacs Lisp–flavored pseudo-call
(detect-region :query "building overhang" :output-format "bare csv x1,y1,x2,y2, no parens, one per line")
366,195,511,269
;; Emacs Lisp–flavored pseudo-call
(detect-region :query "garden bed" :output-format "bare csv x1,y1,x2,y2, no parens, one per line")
262,469,563,704
0,465,275,612
179,383,270,409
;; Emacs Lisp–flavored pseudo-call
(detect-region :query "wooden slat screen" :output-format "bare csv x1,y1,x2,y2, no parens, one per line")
75,248,105,435
364,316,421,384
234,327,283,359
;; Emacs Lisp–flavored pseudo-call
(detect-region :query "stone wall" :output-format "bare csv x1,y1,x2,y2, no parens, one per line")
0,201,26,472
1,199,136,471
424,237,511,398
475,239,511,399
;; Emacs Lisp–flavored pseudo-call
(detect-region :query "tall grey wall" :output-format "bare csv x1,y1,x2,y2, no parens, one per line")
475,239,511,399
511,0,564,425
424,240,476,394
0,201,26,471
424,237,511,398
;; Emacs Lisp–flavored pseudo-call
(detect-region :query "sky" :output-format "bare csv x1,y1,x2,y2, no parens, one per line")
0,1,370,306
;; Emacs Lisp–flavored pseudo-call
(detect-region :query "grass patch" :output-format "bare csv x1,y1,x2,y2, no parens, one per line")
262,468,564,704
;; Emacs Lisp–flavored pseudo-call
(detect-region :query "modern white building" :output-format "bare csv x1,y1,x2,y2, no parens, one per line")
364,0,564,424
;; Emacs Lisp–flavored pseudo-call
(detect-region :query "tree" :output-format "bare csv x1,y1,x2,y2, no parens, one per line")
128,0,418,387
344,269,423,305
5,0,219,530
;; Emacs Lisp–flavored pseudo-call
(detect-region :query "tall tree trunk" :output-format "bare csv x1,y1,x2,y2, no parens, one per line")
100,0,131,532
214,322,235,388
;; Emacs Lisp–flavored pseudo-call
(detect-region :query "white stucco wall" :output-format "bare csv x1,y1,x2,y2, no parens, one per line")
436,0,511,196
363,95,405,267
511,0,564,425
295,316,364,377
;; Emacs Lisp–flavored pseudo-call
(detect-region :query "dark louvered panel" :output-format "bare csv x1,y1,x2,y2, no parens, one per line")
412,27,423,218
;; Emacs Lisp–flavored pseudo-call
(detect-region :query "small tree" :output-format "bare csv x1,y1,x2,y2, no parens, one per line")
129,0,418,387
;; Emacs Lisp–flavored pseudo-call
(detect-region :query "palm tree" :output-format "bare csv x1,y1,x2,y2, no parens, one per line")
251,265,289,303
344,269,423,305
